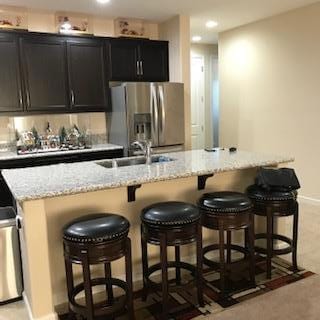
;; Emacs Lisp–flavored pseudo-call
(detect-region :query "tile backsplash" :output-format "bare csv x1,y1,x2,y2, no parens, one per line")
0,113,108,151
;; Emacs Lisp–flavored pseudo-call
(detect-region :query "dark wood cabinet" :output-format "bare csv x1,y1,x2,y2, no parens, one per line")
139,41,169,82
0,30,170,115
67,38,109,111
21,35,69,112
0,33,23,113
108,38,169,82
108,39,139,81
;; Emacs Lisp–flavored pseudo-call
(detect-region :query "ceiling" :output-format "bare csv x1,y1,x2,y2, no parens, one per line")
0,0,318,43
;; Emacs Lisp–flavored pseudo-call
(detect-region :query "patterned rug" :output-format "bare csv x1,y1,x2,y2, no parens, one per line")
59,256,314,320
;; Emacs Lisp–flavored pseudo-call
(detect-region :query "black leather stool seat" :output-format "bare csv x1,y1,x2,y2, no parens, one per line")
141,201,200,226
247,185,297,202
198,192,252,213
63,213,130,243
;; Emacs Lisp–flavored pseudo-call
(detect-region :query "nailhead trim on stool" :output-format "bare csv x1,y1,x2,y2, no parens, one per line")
63,229,129,243
63,213,130,243
141,201,201,226
247,185,298,201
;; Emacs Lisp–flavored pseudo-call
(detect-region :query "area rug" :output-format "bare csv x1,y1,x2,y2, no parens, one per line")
59,256,314,320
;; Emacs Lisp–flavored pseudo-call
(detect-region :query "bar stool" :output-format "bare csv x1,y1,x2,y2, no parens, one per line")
198,192,255,297
63,213,134,320
141,201,204,319
247,185,299,279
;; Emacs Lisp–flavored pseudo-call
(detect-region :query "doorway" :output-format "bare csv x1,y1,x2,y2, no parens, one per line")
191,55,205,150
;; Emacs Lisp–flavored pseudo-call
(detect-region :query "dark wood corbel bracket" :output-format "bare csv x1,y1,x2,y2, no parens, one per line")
127,185,142,202
198,174,214,190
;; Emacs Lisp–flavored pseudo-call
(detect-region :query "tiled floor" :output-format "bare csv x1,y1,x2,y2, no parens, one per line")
0,201,319,320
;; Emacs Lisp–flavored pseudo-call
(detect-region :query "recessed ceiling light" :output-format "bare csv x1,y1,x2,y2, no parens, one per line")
96,0,111,3
192,36,202,42
206,20,218,28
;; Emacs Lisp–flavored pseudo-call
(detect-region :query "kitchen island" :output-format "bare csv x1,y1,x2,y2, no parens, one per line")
2,149,293,320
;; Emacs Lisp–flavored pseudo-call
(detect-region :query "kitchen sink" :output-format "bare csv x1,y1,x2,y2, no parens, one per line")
97,155,175,169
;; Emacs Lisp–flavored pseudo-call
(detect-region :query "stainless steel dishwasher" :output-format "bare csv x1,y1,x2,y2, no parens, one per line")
0,207,23,304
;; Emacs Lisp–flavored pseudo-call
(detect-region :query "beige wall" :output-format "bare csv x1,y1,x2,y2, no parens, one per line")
219,2,320,200
191,43,218,147
6,7,159,39
159,16,191,149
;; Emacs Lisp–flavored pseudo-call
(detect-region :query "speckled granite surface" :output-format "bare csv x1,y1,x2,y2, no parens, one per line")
0,143,123,161
2,150,293,202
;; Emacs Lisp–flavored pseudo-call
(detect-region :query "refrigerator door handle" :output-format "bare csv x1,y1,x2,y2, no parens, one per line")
151,84,159,145
136,61,140,76
158,85,166,145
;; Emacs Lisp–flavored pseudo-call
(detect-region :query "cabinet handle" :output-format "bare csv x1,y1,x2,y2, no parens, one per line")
18,89,23,107
26,90,31,109
136,61,140,76
140,61,143,76
16,215,23,230
70,90,75,107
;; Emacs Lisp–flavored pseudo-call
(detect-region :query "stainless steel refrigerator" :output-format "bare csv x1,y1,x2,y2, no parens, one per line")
109,82,185,156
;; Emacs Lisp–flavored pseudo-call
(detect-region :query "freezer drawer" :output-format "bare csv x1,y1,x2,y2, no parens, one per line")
0,207,22,304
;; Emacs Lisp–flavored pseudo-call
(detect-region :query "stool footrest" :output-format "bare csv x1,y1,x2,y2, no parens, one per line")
255,233,293,255
70,277,128,318
203,244,251,272
145,261,197,292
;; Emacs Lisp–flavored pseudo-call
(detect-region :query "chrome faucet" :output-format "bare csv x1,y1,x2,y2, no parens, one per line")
131,140,152,164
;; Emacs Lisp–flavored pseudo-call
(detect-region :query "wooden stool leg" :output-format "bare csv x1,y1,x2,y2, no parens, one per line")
248,214,256,287
125,238,135,320
82,252,94,320
64,257,76,319
196,223,205,307
245,228,249,254
104,263,114,305
160,233,169,320
266,209,273,279
227,231,232,264
219,226,226,297
141,225,149,301
292,202,299,272
175,246,181,285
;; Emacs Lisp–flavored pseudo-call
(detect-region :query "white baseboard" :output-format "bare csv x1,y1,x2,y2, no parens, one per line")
298,195,320,206
23,292,59,320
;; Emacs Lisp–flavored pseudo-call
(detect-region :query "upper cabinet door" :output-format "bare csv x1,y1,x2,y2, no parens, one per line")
67,38,108,111
139,41,169,82
21,35,69,112
0,33,23,112
107,38,169,82
108,39,140,81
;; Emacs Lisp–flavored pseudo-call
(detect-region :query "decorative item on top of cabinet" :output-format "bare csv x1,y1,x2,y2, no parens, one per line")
55,12,92,35
0,6,27,30
114,18,147,38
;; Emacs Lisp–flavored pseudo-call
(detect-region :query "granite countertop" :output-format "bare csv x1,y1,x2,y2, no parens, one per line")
2,149,293,202
0,143,123,161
